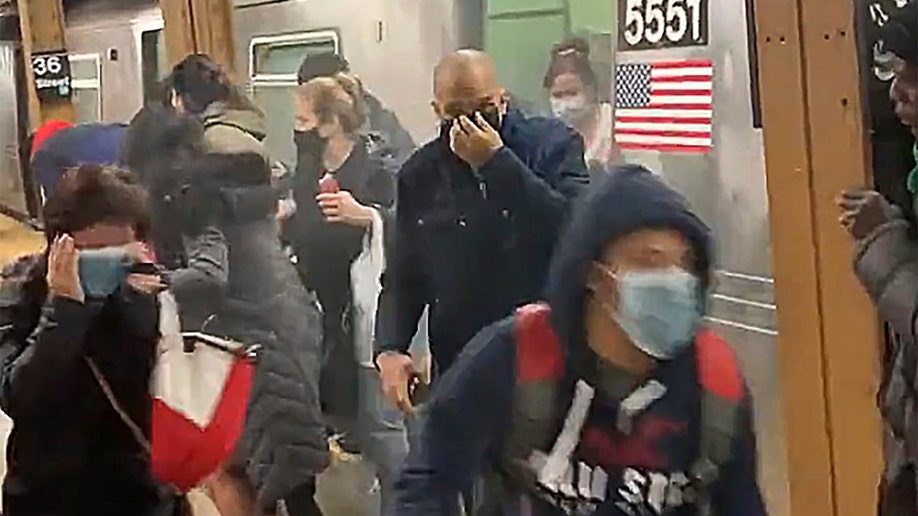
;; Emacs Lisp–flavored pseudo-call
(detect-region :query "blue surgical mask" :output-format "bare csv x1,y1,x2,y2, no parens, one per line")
550,95,593,125
78,247,132,298
610,267,702,360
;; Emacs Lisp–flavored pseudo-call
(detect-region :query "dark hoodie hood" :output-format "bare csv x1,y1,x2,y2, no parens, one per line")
880,0,917,65
544,164,713,373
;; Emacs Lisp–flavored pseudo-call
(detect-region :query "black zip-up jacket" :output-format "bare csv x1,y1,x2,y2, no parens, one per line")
0,255,162,515
377,107,589,372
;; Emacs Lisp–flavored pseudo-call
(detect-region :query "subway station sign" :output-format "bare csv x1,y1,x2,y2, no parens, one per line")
31,50,72,101
618,0,710,50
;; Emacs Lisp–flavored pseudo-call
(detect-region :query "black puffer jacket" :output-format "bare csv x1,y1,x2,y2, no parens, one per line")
0,255,163,515
123,106,328,510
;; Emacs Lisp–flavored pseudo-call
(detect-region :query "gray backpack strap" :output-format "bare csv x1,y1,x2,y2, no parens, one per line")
691,329,744,516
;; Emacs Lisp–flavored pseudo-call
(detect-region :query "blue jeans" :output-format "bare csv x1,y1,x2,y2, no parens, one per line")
357,310,430,510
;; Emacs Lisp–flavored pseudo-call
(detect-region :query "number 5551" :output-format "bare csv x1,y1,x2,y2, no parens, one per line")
622,0,704,47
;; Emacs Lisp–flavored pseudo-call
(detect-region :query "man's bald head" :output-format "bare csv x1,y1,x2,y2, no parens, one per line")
432,49,506,121
434,50,497,91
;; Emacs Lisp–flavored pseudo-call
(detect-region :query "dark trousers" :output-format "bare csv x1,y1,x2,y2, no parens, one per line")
285,481,323,516
408,403,504,516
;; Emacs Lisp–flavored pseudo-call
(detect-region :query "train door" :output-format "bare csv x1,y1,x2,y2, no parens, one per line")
138,25,168,106
247,31,340,167
612,0,790,514
481,0,795,512
0,38,24,215
485,3,797,512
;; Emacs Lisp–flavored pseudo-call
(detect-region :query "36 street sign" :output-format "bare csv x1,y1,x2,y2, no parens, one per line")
31,50,72,101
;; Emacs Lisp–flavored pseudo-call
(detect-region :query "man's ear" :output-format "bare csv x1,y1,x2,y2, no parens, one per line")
586,263,616,298
431,100,444,120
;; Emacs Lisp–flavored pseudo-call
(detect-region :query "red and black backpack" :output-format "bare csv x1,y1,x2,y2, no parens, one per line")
500,303,744,515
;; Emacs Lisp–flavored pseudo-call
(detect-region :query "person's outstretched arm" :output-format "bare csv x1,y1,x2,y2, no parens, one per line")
391,319,516,515
166,225,229,304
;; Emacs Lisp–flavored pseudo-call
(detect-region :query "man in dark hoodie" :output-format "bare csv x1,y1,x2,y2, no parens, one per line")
376,49,589,413
391,166,766,515
837,2,918,514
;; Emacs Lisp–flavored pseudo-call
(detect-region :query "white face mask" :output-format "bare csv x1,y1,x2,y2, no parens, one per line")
550,95,592,125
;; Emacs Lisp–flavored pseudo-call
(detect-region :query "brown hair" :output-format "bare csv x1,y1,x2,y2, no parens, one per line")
297,72,368,134
543,37,599,93
43,164,151,241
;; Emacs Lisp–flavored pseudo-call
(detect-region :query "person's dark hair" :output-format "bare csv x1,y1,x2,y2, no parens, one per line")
42,164,150,242
123,105,204,188
543,37,599,92
881,0,917,65
298,73,368,133
297,52,350,85
169,54,258,114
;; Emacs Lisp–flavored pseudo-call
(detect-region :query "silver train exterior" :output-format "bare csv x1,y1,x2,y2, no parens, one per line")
59,1,786,514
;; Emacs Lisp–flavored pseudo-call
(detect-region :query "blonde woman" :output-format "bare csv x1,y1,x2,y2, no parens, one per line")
283,73,399,515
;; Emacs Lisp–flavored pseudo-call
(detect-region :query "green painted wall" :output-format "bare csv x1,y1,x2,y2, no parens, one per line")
569,0,615,36
486,0,564,16
484,0,617,112
485,14,566,113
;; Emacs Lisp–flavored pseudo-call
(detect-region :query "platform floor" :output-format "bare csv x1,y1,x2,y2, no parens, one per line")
0,215,42,266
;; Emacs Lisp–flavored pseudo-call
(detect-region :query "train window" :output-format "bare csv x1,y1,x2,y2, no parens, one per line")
249,31,340,167
68,54,102,123
251,31,340,81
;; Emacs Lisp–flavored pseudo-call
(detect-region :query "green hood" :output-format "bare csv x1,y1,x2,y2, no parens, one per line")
906,141,918,196
202,101,267,141
201,101,268,156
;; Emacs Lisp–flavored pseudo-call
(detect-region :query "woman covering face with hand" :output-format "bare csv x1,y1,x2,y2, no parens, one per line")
0,165,170,516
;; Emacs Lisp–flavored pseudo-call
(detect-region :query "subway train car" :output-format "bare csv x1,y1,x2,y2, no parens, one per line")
63,0,468,167
9,0,789,514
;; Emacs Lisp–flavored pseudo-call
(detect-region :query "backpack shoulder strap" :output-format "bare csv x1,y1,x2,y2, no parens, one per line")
502,303,569,494
513,302,564,383
692,328,744,516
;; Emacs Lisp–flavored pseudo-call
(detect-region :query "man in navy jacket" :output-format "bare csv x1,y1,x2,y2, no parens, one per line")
376,49,589,411
391,166,766,515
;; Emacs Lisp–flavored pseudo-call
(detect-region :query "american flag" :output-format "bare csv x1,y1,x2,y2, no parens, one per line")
614,60,714,153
